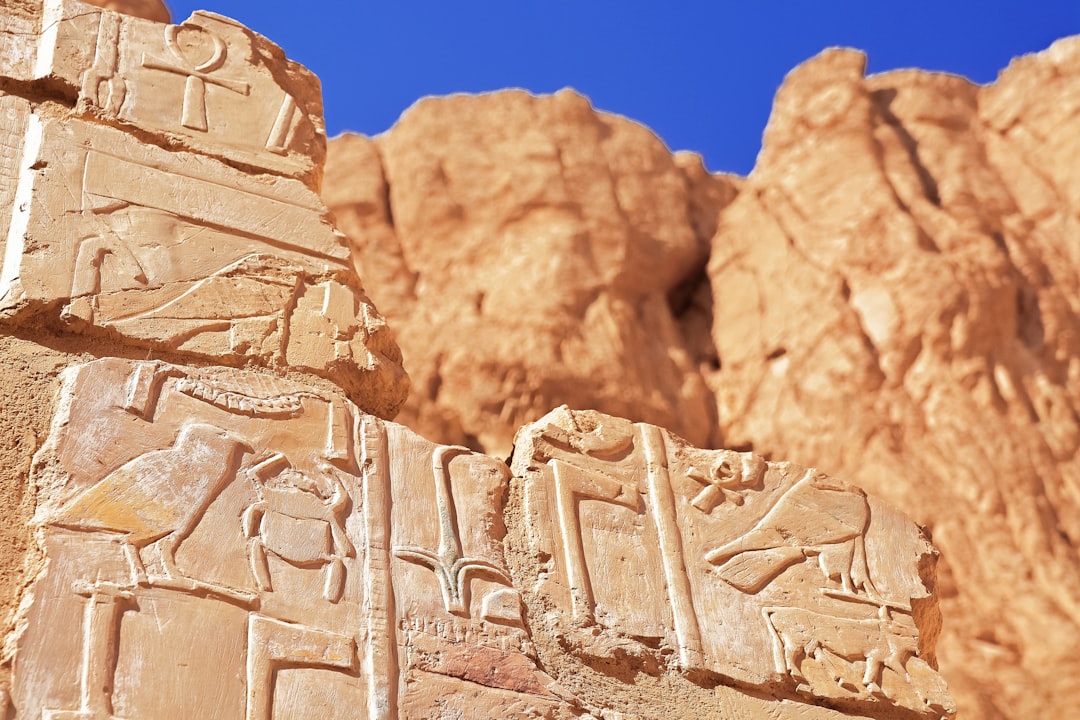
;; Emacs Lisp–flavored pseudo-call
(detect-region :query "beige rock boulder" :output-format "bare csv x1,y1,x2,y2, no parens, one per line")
324,90,740,456
82,0,170,23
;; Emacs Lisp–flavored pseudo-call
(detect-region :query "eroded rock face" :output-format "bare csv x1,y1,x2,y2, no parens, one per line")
324,91,740,456
708,46,1080,720
323,38,1080,720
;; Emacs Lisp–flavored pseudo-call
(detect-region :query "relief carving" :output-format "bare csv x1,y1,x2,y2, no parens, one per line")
140,22,250,132
242,455,355,603
548,457,640,625
245,615,356,720
703,469,879,598
265,94,300,155
510,406,953,718
0,110,407,417
14,359,376,720
79,11,125,115
9,1,325,180
10,359,580,720
763,605,918,694
43,581,134,720
0,91,31,255
392,445,513,617
45,422,255,599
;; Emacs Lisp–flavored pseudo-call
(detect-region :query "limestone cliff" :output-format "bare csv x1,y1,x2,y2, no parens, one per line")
82,0,169,22
324,90,739,456
325,37,1080,720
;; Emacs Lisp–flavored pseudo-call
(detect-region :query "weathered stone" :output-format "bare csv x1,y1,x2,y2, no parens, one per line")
325,91,740,456
7,357,949,720
11,357,578,720
508,407,952,719
1,1,324,183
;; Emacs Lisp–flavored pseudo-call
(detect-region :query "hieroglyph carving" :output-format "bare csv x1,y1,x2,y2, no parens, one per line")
4,0,325,180
510,406,953,718
48,422,256,601
14,359,373,720
762,605,921,697
392,445,513,615
705,469,878,598
381,422,577,714
140,23,251,132
0,104,406,417
8,359,578,720
242,455,356,603
0,0,408,418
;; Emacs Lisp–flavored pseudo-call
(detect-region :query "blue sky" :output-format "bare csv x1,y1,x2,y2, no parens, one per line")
167,1,1080,176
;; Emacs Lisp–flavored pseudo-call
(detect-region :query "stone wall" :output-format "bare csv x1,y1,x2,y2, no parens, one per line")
0,1,955,718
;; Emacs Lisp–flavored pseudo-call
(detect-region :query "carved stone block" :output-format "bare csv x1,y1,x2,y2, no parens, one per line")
14,359,366,719
5,367,957,720
509,407,954,719
0,99,406,418
9,358,578,720
1,0,325,183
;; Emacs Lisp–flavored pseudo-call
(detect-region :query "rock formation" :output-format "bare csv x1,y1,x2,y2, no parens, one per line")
323,93,740,456
81,0,169,23
0,1,952,719
324,38,1080,720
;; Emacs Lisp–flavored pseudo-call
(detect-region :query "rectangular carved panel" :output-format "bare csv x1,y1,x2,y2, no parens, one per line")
1,0,325,184
510,406,954,719
14,359,374,720
0,113,405,417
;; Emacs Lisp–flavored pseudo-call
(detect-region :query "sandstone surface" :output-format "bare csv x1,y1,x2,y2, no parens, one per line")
324,38,1080,720
324,91,740,456
12,359,951,720
707,45,1080,720
0,2,950,719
